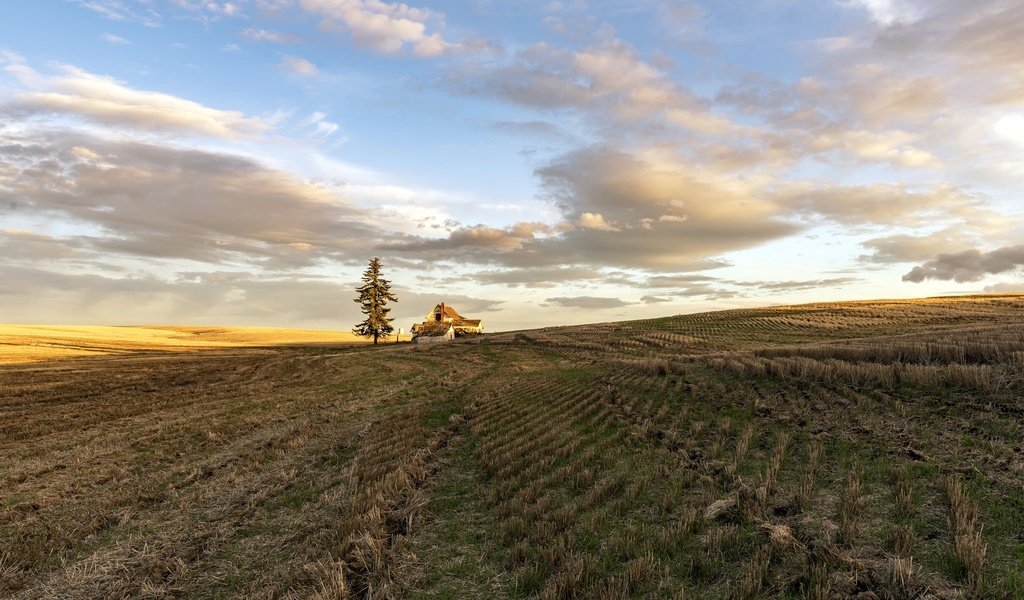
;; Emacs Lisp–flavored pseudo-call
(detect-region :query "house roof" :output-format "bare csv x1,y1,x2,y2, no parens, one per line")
452,319,482,328
429,303,464,320
414,322,454,337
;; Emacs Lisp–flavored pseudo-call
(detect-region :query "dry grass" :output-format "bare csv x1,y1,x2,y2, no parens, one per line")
944,475,987,597
0,324,371,364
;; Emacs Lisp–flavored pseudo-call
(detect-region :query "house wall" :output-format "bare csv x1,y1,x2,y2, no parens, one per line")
412,330,454,344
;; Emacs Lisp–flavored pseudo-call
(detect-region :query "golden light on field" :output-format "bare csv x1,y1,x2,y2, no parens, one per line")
0,325,373,364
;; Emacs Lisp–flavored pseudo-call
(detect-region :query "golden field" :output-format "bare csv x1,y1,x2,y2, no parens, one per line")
0,325,372,364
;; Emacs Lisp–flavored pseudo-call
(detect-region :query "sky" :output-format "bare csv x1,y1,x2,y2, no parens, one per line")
0,0,1022,332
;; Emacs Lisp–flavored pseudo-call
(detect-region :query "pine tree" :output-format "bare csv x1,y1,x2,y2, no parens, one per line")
352,257,398,345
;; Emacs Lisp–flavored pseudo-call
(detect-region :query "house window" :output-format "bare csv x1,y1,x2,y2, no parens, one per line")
435,308,442,322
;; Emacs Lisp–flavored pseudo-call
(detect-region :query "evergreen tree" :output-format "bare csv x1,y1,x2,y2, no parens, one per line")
352,257,398,345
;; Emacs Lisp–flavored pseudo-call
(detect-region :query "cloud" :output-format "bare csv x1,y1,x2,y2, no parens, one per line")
301,111,340,137
0,58,267,138
860,228,976,264
0,229,84,262
0,130,382,269
474,266,601,288
222,43,241,52
753,277,860,292
170,0,243,19
660,2,708,46
240,27,300,43
635,277,858,300
280,56,319,76
0,263,501,327
982,282,1024,293
73,0,161,26
384,222,552,256
775,183,985,227
543,296,633,310
100,32,130,45
643,274,721,288
383,146,798,272
446,40,735,135
299,0,449,56
620,280,738,301
839,0,922,25
903,245,1024,283
533,147,798,268
578,212,618,231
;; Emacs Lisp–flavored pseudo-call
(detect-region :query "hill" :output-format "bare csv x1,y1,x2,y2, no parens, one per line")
1,294,1022,598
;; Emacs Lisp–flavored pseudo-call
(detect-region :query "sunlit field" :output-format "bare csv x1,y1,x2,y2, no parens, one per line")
2,294,1023,599
0,325,371,364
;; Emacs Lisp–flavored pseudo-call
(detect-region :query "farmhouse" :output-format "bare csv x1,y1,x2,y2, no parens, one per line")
411,303,483,344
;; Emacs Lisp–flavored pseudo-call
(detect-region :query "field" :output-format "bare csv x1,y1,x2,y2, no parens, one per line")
0,325,371,364
2,294,1023,599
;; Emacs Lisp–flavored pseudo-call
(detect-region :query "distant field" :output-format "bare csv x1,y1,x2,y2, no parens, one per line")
1,294,1022,599
0,324,372,364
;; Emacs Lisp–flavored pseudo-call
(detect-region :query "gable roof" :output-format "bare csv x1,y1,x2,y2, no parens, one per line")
428,303,463,320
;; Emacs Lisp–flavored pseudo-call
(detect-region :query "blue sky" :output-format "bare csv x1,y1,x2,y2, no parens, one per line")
0,0,1022,331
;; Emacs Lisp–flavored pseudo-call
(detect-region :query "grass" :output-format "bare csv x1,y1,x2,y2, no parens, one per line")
0,324,371,364
3,293,1024,598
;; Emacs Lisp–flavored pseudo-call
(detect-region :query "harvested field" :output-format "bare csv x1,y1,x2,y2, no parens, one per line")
0,325,370,364
2,294,1023,598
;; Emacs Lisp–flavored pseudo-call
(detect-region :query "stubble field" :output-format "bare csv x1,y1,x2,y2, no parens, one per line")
2,294,1023,599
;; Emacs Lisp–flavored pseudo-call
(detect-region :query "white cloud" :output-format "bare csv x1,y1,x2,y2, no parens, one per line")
994,113,1024,147
280,56,319,76
73,0,161,26
299,0,449,56
840,0,921,25
300,111,340,137
100,32,131,45
170,0,242,18
578,212,618,231
0,58,267,138
239,27,300,43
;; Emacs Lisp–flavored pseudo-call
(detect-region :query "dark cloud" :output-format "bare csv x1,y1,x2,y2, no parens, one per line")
643,273,721,288
0,229,84,262
860,229,976,264
0,130,382,269
982,282,1024,293
903,245,1024,283
534,147,799,267
474,266,602,288
752,277,859,292
543,296,634,310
